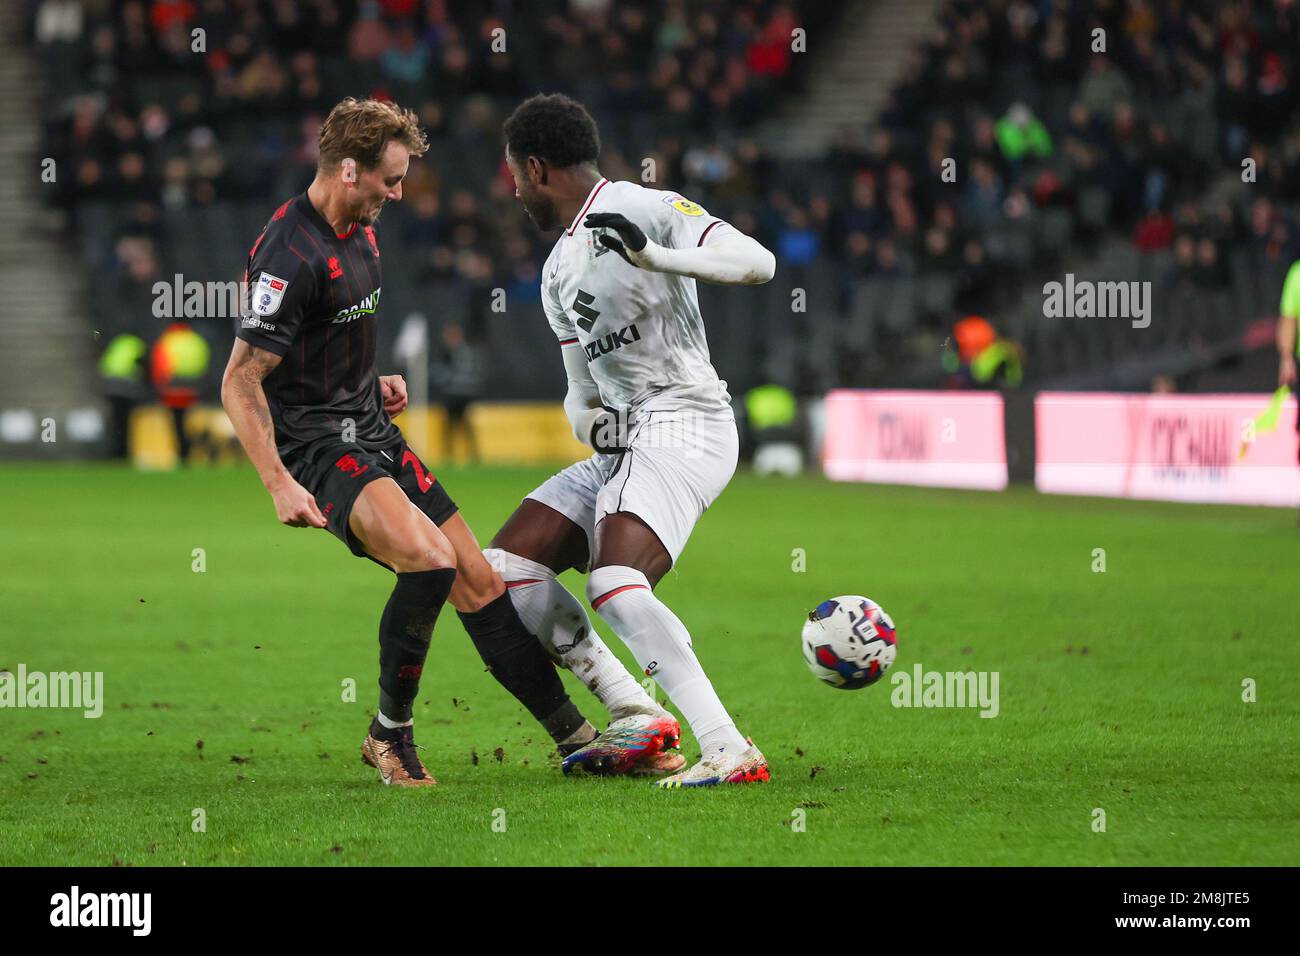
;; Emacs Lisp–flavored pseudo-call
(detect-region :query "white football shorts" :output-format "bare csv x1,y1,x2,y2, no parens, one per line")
525,408,739,566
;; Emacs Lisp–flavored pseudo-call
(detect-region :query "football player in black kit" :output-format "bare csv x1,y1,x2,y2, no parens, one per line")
221,98,604,786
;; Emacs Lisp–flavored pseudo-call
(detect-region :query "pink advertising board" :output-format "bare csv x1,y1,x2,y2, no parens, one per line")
823,390,1008,490
1035,392,1300,506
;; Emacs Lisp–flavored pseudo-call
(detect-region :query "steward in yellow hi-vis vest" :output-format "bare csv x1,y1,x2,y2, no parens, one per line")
943,315,1024,388
99,332,148,460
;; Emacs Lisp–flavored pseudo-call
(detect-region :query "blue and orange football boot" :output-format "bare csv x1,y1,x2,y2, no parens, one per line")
561,713,682,776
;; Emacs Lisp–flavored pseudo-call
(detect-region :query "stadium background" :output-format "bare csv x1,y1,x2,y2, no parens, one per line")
8,0,1299,478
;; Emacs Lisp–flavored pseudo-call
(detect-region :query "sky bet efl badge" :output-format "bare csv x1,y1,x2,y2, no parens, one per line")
253,272,288,316
666,195,704,216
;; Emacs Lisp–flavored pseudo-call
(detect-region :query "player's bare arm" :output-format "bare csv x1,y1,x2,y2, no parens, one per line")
583,211,776,285
220,339,326,529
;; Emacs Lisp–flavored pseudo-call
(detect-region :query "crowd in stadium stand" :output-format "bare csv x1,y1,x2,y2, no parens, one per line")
882,0,1300,293
27,0,1300,403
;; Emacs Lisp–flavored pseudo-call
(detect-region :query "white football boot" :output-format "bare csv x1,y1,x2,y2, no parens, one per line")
656,738,770,789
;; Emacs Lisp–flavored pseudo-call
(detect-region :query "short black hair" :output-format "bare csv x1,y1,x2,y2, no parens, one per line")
503,94,600,168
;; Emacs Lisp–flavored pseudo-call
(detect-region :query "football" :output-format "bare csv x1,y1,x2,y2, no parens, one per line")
801,596,898,690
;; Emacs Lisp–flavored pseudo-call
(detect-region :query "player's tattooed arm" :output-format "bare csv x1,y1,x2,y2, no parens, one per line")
221,340,326,528
222,339,279,464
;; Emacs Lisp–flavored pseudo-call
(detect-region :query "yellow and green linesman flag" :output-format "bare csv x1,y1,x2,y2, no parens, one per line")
1237,385,1292,460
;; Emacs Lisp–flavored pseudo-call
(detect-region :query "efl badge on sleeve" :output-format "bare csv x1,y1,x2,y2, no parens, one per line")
253,273,288,316
665,195,704,216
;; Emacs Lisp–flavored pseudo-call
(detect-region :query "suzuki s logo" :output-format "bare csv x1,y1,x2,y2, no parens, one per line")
585,323,641,361
571,288,600,332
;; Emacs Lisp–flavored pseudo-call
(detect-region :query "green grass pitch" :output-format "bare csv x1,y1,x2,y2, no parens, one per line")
2,461,1297,866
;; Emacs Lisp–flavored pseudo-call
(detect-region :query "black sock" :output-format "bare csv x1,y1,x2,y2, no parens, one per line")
378,568,456,723
557,726,600,758
369,716,408,742
458,591,587,742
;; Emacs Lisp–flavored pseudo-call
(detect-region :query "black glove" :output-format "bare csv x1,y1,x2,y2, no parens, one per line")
584,212,647,266
589,405,629,454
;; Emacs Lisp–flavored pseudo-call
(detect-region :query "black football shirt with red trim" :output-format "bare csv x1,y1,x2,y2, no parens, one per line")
235,192,400,460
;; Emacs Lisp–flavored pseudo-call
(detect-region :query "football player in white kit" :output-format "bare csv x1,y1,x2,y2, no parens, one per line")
480,94,777,788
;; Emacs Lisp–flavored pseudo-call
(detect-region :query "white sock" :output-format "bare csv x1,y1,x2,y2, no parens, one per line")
376,711,412,730
586,565,747,753
483,549,661,720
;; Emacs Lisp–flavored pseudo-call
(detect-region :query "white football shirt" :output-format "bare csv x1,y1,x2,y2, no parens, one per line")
540,178,733,415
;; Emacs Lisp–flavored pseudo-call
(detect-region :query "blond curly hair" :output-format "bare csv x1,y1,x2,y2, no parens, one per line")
318,97,429,172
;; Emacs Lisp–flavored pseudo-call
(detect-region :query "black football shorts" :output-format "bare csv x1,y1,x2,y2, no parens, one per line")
289,438,458,560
